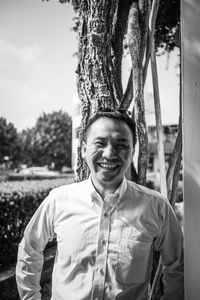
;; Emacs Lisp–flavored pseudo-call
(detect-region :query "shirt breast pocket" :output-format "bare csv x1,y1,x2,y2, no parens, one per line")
116,239,152,285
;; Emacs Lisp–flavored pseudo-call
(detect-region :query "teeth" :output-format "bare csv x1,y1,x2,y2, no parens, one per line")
99,163,117,169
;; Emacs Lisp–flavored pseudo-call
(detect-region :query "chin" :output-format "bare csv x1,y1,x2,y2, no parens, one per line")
101,174,122,184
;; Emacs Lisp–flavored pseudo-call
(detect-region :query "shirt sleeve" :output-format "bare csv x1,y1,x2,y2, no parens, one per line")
154,198,184,300
16,190,56,300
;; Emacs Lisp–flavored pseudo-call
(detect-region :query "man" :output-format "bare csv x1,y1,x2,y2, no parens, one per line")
16,109,184,299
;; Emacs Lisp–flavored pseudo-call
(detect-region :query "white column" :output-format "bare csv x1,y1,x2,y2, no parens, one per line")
182,1,200,298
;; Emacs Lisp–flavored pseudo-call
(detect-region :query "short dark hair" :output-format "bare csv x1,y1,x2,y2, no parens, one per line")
83,108,137,148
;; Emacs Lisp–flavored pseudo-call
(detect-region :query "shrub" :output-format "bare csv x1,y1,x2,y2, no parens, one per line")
0,176,74,269
6,173,69,181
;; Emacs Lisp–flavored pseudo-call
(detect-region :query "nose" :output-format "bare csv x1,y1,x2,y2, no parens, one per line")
102,144,117,159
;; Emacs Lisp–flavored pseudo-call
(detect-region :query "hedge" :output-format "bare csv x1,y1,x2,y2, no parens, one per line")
0,176,74,269
6,173,70,181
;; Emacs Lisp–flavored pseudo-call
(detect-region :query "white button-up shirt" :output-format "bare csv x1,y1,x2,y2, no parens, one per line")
16,178,184,300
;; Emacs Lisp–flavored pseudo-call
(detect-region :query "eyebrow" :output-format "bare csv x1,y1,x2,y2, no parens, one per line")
93,137,106,140
115,138,129,142
94,137,129,143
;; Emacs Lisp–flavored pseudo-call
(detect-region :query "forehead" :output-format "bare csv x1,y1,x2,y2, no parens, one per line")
86,117,133,140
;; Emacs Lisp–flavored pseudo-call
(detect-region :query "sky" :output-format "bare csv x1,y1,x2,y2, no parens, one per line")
0,0,77,131
0,0,180,131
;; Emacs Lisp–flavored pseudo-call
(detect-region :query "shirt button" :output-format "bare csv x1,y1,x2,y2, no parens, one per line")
95,267,104,275
105,282,111,290
104,212,108,217
102,239,106,245
100,268,104,275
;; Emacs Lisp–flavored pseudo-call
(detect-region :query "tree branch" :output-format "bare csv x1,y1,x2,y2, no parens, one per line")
166,121,182,205
143,0,159,83
149,122,182,300
119,69,133,109
170,150,182,209
138,0,151,63
120,0,151,110
112,0,131,103
127,1,149,185
151,38,167,196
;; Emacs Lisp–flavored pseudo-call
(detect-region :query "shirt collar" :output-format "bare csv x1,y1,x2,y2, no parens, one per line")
86,175,127,206
115,176,127,200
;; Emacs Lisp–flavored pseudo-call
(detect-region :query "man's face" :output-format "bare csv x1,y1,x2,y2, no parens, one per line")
82,117,134,191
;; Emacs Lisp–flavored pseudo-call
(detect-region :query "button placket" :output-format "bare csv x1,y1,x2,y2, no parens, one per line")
91,194,120,300
91,201,111,300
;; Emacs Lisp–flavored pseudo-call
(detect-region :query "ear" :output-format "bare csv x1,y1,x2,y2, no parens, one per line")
131,147,135,157
81,141,87,159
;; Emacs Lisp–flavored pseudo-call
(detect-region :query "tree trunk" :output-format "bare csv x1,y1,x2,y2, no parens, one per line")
75,0,120,181
75,0,151,184
127,1,150,185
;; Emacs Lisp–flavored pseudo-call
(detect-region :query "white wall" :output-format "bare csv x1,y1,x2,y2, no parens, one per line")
182,1,200,298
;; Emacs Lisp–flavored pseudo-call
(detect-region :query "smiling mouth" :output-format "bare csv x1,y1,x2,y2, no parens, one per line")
98,162,120,171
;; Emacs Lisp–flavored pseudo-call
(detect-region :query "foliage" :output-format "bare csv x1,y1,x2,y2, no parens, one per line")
156,0,180,51
0,176,74,268
19,110,72,170
52,0,180,53
18,127,35,167
0,117,20,167
6,173,70,181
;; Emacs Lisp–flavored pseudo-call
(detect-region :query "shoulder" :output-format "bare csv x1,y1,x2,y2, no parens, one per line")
126,180,168,206
41,179,89,214
126,180,162,197
49,179,89,197
125,181,175,228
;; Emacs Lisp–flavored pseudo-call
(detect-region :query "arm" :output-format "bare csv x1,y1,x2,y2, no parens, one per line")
154,200,184,300
16,192,55,300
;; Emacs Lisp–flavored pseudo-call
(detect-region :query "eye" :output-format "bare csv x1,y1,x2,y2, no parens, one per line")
116,143,129,149
94,141,105,147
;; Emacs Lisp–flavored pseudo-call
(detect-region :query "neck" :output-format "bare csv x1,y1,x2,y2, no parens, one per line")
91,178,122,199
